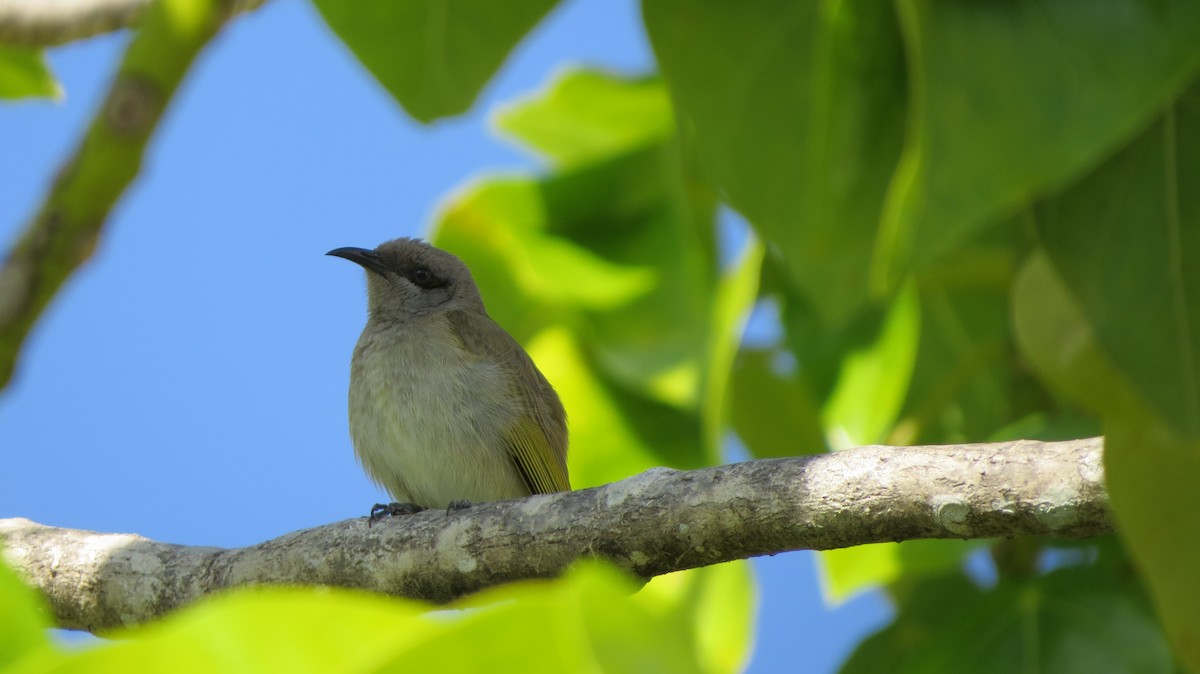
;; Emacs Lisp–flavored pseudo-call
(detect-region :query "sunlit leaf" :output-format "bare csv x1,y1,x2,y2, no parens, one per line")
0,46,62,101
818,540,977,604
525,327,693,487
495,69,673,166
633,562,757,674
699,238,763,457
822,280,919,449
0,556,55,669
23,563,714,674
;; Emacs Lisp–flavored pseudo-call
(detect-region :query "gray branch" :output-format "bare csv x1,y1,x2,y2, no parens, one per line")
1,437,1110,633
0,0,264,46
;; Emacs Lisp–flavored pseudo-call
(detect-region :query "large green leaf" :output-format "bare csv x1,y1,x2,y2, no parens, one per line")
841,555,1175,674
13,563,734,674
878,0,1200,285
1014,252,1200,668
1036,83,1200,438
0,46,61,101
644,0,907,329
310,0,559,122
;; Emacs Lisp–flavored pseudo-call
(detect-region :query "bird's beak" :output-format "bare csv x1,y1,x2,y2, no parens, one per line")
326,247,389,276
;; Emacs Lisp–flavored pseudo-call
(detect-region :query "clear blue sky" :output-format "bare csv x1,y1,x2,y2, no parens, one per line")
0,0,890,670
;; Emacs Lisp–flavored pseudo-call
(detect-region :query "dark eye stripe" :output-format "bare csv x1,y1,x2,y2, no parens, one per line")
405,266,443,289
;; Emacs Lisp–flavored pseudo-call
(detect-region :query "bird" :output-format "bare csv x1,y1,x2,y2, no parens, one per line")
327,238,569,521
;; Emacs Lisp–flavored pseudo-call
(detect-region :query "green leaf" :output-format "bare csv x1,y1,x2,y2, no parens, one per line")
494,69,674,166
633,562,757,674
0,556,55,670
0,46,61,101
1036,83,1200,438
877,0,1200,287
699,239,763,455
730,347,826,459
1105,417,1200,670
1014,253,1200,666
822,279,919,448
644,0,907,328
24,563,721,674
435,70,728,473
1012,252,1141,418
818,540,978,604
898,237,1019,444
310,0,559,122
841,560,1175,674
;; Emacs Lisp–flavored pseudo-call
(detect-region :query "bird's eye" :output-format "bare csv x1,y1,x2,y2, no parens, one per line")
410,267,438,288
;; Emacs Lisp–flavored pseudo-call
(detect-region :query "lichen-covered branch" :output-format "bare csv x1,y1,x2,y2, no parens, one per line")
0,0,232,389
0,0,262,46
0,437,1110,633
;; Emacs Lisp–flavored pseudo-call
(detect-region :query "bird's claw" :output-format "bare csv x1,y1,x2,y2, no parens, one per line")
368,502,425,526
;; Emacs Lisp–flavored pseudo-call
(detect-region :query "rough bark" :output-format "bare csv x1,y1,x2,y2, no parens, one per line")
0,437,1110,633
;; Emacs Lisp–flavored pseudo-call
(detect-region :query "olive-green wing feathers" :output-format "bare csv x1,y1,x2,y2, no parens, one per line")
447,310,569,494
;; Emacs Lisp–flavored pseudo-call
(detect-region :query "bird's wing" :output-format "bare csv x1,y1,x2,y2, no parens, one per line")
447,310,570,494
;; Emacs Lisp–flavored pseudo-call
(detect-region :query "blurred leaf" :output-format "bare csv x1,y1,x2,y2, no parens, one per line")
310,0,559,122
436,70,728,474
522,327,666,488
877,0,1200,286
495,69,673,166
644,0,907,328
896,239,1017,445
1014,257,1200,666
0,46,62,101
21,562,717,674
1012,252,1141,418
1036,83,1200,438
0,556,55,670
841,562,1175,674
1105,418,1200,670
634,562,757,674
541,144,718,410
819,540,977,604
823,280,919,449
699,239,763,455
730,347,826,459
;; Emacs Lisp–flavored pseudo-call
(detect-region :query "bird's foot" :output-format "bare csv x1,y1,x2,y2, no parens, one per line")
368,502,425,526
446,500,473,514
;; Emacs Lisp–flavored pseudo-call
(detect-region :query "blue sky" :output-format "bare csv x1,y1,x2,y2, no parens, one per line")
0,0,890,670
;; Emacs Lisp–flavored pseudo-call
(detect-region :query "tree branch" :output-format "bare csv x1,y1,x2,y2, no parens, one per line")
0,0,232,389
0,0,263,47
1,437,1109,632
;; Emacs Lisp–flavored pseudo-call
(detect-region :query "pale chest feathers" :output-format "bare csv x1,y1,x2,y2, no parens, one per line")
347,315,529,508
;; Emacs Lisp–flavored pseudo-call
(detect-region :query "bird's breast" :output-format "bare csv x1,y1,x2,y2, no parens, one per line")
347,317,529,508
